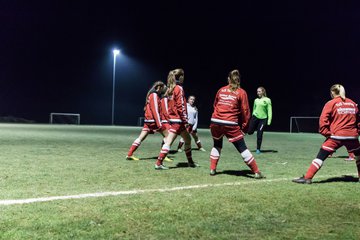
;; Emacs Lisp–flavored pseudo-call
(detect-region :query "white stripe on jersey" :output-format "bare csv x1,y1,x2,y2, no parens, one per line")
211,118,238,125
330,136,358,140
152,93,162,127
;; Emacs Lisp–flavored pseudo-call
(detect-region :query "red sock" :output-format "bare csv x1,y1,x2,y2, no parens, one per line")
196,140,202,149
241,149,259,173
157,145,170,166
128,138,141,156
245,157,259,173
305,159,323,179
184,147,194,164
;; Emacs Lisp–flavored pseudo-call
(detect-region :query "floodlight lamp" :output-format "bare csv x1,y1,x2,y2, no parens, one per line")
113,49,120,56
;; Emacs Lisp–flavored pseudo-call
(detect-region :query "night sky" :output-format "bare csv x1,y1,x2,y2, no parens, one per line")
1,1,360,131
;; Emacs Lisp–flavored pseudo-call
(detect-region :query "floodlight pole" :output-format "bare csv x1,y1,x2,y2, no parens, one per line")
112,49,120,125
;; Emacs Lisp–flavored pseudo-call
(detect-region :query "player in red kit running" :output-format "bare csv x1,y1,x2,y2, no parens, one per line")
293,84,360,184
208,69,265,178
155,68,198,170
126,81,170,161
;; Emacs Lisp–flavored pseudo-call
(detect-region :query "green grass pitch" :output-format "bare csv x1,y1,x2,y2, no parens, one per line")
0,123,359,239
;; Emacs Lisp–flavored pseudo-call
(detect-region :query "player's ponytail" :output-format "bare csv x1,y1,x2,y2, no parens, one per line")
165,68,184,97
330,84,346,101
144,81,165,111
228,69,241,92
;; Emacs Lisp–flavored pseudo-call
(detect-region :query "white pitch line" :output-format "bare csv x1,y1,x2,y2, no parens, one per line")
0,178,289,206
0,174,355,206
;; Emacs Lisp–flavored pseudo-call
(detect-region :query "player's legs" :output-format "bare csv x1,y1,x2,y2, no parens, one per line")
232,138,264,178
344,145,356,161
127,130,149,160
247,116,258,135
256,118,267,153
293,138,341,184
155,131,178,169
177,138,185,152
209,124,225,175
191,131,205,151
209,137,223,175
343,140,360,181
180,130,197,167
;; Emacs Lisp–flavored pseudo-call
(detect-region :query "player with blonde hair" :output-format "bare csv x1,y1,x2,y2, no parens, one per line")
293,84,360,184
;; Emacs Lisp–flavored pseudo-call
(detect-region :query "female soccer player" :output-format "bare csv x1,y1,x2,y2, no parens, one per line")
177,95,206,152
208,69,265,178
293,84,360,184
155,68,198,170
126,81,169,161
248,86,272,154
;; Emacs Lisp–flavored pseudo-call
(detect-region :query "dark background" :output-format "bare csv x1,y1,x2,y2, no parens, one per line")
1,1,360,131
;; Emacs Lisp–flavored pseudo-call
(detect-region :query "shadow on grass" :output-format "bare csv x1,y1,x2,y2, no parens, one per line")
252,149,278,153
315,175,359,184
169,149,207,154
169,162,200,169
217,170,255,178
330,155,354,160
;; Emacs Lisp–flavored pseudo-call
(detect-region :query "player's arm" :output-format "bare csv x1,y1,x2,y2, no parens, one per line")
175,88,188,124
267,98,273,125
149,93,162,128
192,109,198,131
240,91,251,133
319,102,331,137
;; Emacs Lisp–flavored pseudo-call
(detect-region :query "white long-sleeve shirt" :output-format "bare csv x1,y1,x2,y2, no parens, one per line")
187,103,198,130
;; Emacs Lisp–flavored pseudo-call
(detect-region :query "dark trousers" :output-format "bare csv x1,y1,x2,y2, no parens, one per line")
248,116,267,150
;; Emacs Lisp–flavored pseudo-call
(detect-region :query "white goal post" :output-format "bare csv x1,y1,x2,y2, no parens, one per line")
49,113,81,125
289,116,319,133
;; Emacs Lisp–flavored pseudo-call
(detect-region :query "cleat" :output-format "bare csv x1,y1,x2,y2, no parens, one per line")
126,155,140,161
154,164,169,170
345,153,355,161
210,169,216,176
199,148,206,152
292,176,312,184
163,156,174,162
188,162,200,168
256,149,261,154
254,172,266,179
177,149,183,153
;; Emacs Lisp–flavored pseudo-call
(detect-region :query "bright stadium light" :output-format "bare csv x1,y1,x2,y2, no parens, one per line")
111,48,120,125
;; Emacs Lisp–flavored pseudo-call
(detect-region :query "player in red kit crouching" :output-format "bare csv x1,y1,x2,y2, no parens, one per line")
209,69,265,178
293,84,360,184
155,68,198,170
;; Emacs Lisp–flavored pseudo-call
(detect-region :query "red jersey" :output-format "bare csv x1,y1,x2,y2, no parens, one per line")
211,85,251,132
160,96,169,123
144,92,162,128
319,96,360,139
168,85,188,124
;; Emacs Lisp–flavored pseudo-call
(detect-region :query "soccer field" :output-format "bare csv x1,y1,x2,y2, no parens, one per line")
0,123,359,239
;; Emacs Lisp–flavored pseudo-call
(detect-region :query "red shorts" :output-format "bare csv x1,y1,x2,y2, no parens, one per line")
210,123,244,142
169,123,187,135
162,122,170,130
321,138,360,153
142,122,161,134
